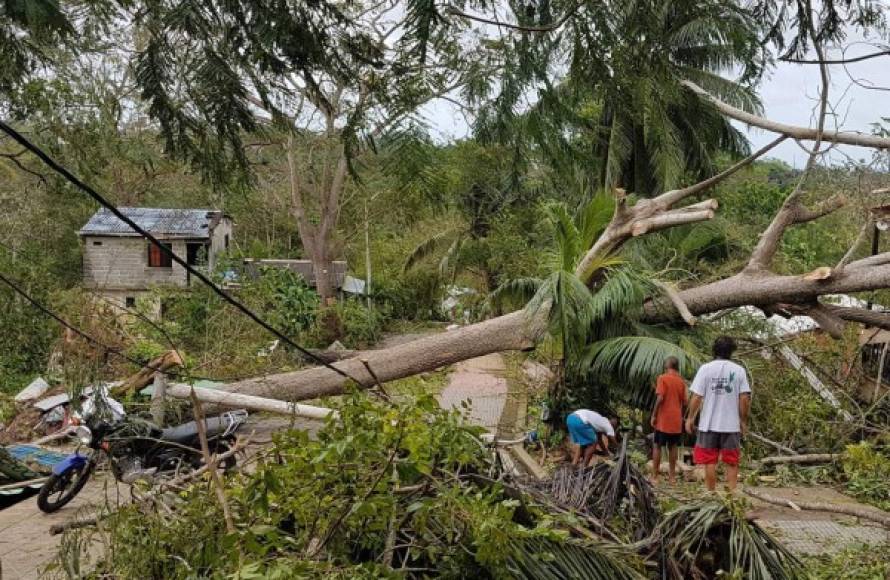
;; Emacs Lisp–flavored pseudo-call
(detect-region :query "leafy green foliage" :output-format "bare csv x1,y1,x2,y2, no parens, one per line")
803,542,890,580
842,442,890,511
55,392,644,578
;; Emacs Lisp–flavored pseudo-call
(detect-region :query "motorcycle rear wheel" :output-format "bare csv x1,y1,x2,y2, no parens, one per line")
37,460,94,513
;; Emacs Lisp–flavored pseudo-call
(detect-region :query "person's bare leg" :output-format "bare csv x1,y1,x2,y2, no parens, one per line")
725,463,739,491
668,445,679,484
571,444,581,466
704,464,718,491
652,445,662,483
582,445,596,467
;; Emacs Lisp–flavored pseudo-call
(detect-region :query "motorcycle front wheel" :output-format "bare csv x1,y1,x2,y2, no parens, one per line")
37,460,94,513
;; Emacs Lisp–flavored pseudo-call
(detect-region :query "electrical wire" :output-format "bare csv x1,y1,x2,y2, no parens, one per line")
0,270,238,384
0,119,363,385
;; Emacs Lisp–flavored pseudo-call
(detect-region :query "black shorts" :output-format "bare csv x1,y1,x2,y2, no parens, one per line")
654,430,682,447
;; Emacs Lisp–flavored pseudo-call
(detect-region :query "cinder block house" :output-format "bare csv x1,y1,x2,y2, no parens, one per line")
78,207,232,308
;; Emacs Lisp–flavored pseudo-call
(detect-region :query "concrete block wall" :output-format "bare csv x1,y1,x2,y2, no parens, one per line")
82,236,188,290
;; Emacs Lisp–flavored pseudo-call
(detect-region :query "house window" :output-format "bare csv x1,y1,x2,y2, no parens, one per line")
186,242,209,266
93,241,102,246
147,242,173,268
125,296,136,308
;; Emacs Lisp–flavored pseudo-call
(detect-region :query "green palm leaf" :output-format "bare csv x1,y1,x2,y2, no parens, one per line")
505,536,645,580
581,336,701,386
403,228,462,272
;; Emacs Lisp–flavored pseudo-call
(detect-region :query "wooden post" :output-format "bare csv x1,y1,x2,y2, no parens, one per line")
150,372,168,426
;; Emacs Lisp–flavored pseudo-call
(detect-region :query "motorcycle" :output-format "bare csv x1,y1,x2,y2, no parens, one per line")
37,391,248,513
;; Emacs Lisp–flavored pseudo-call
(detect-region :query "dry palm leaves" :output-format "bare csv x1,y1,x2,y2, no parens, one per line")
531,438,659,541
653,499,802,580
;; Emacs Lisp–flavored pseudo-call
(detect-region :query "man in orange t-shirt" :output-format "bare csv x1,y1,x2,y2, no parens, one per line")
650,356,687,484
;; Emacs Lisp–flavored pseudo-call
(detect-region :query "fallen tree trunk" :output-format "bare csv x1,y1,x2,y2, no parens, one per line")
219,257,890,402
745,488,890,528
220,310,539,401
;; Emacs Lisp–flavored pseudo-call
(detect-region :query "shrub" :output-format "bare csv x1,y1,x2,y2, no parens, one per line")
842,442,890,510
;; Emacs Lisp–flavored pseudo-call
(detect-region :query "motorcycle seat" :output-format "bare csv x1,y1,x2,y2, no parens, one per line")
160,417,227,444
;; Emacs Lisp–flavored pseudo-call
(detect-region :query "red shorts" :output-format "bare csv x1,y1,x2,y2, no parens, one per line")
693,446,740,465
693,431,741,465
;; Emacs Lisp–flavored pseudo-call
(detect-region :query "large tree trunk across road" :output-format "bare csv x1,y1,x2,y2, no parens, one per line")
217,86,890,405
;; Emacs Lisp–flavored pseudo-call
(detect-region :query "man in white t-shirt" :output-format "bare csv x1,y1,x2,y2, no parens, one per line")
566,409,618,466
685,336,751,491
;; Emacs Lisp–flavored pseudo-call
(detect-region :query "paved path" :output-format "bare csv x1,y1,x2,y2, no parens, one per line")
746,486,890,556
437,354,509,432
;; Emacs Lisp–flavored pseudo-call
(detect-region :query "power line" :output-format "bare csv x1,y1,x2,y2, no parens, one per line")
0,270,226,384
0,119,362,385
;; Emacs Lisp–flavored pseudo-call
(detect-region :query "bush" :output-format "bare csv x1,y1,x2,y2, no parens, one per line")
842,442,890,510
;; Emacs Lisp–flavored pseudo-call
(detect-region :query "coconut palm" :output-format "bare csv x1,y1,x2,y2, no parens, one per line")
592,0,764,195
490,194,702,410
475,0,765,198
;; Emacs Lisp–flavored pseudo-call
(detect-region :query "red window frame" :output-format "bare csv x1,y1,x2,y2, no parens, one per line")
147,242,173,268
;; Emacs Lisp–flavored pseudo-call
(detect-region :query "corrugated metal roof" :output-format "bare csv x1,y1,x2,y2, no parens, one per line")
79,207,225,238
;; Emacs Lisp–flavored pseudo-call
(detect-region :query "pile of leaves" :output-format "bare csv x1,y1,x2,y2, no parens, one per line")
50,393,643,579
533,439,659,541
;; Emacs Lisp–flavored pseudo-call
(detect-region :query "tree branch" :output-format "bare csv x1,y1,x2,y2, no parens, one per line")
444,3,582,33
655,136,788,208
835,216,873,273
780,48,890,65
745,194,846,272
682,80,890,149
654,281,696,326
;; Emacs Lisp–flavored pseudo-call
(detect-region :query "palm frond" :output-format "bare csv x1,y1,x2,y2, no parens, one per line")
437,235,465,280
403,228,461,272
581,336,701,387
576,193,616,250
543,202,582,272
587,267,658,325
655,499,803,580
488,277,544,311
505,536,644,580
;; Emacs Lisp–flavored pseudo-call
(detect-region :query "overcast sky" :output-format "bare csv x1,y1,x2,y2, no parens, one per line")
422,43,889,168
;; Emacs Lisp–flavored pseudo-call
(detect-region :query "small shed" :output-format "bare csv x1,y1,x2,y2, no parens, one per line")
78,207,233,308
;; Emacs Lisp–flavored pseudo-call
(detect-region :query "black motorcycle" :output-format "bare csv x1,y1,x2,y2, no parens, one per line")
37,408,248,513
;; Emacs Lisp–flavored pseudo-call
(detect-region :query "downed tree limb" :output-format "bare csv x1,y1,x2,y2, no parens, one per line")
682,80,890,149
758,453,841,466
654,281,696,326
745,487,890,528
189,389,235,534
111,350,183,395
748,432,798,456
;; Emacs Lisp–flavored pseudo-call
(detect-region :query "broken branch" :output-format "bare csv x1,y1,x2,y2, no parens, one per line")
682,80,890,149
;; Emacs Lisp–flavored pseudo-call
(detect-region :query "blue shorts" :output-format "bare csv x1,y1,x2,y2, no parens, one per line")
566,414,597,446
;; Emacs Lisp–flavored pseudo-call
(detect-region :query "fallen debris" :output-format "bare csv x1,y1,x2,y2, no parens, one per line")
14,376,50,402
